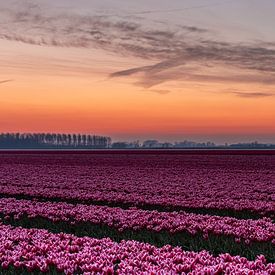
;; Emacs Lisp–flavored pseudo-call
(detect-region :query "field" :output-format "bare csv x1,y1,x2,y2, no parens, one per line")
0,150,274,274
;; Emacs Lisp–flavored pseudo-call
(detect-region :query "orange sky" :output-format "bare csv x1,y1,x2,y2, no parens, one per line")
1,1,275,143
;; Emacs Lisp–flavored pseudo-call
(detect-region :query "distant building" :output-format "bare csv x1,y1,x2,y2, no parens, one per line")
111,140,140,149
162,142,174,148
142,140,160,148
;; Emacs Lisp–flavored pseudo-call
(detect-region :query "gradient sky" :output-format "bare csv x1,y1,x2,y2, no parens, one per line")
0,0,275,143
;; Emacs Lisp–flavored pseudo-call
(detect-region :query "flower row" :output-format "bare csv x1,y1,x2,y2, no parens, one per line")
0,153,274,217
0,223,274,274
0,198,274,244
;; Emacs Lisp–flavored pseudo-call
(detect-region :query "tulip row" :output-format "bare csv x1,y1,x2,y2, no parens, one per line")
1,186,274,220
0,198,274,261
0,153,274,218
0,198,274,243
0,223,274,274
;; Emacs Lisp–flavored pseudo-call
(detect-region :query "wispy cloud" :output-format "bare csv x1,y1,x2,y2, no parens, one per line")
150,89,171,95
114,0,235,16
0,2,185,58
1,1,275,91
230,91,274,98
0,79,13,85
111,44,275,88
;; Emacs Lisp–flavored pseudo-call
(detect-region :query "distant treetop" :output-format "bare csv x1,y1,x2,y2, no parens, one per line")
0,133,111,149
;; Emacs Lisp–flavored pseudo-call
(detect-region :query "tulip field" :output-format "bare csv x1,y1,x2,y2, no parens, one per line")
0,151,274,274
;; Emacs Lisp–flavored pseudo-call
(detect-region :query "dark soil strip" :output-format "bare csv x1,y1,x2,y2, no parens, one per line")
1,149,275,155
0,193,271,221
2,214,274,263
0,267,64,275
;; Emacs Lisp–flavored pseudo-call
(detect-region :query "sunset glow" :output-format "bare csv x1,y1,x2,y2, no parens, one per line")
1,0,275,143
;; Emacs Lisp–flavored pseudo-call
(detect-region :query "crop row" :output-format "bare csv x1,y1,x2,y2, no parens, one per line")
0,198,273,243
0,185,273,219
0,154,274,218
0,198,274,261
0,223,274,274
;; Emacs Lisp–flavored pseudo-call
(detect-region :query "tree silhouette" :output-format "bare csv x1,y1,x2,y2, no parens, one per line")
0,133,111,149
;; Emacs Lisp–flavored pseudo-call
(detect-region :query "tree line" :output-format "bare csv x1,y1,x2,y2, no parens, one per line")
0,133,112,149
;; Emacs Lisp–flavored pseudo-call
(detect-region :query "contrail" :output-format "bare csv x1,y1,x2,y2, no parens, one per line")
102,0,236,17
130,0,236,15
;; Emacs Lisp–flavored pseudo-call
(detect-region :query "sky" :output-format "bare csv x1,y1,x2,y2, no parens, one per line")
0,0,275,144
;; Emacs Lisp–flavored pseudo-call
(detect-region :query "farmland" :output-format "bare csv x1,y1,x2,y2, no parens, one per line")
0,150,274,274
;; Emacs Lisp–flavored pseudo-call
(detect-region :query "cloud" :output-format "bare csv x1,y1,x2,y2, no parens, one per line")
110,59,187,79
111,43,275,87
230,91,274,98
1,1,275,90
150,89,171,95
122,0,235,16
0,79,13,85
0,3,184,58
181,26,208,33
